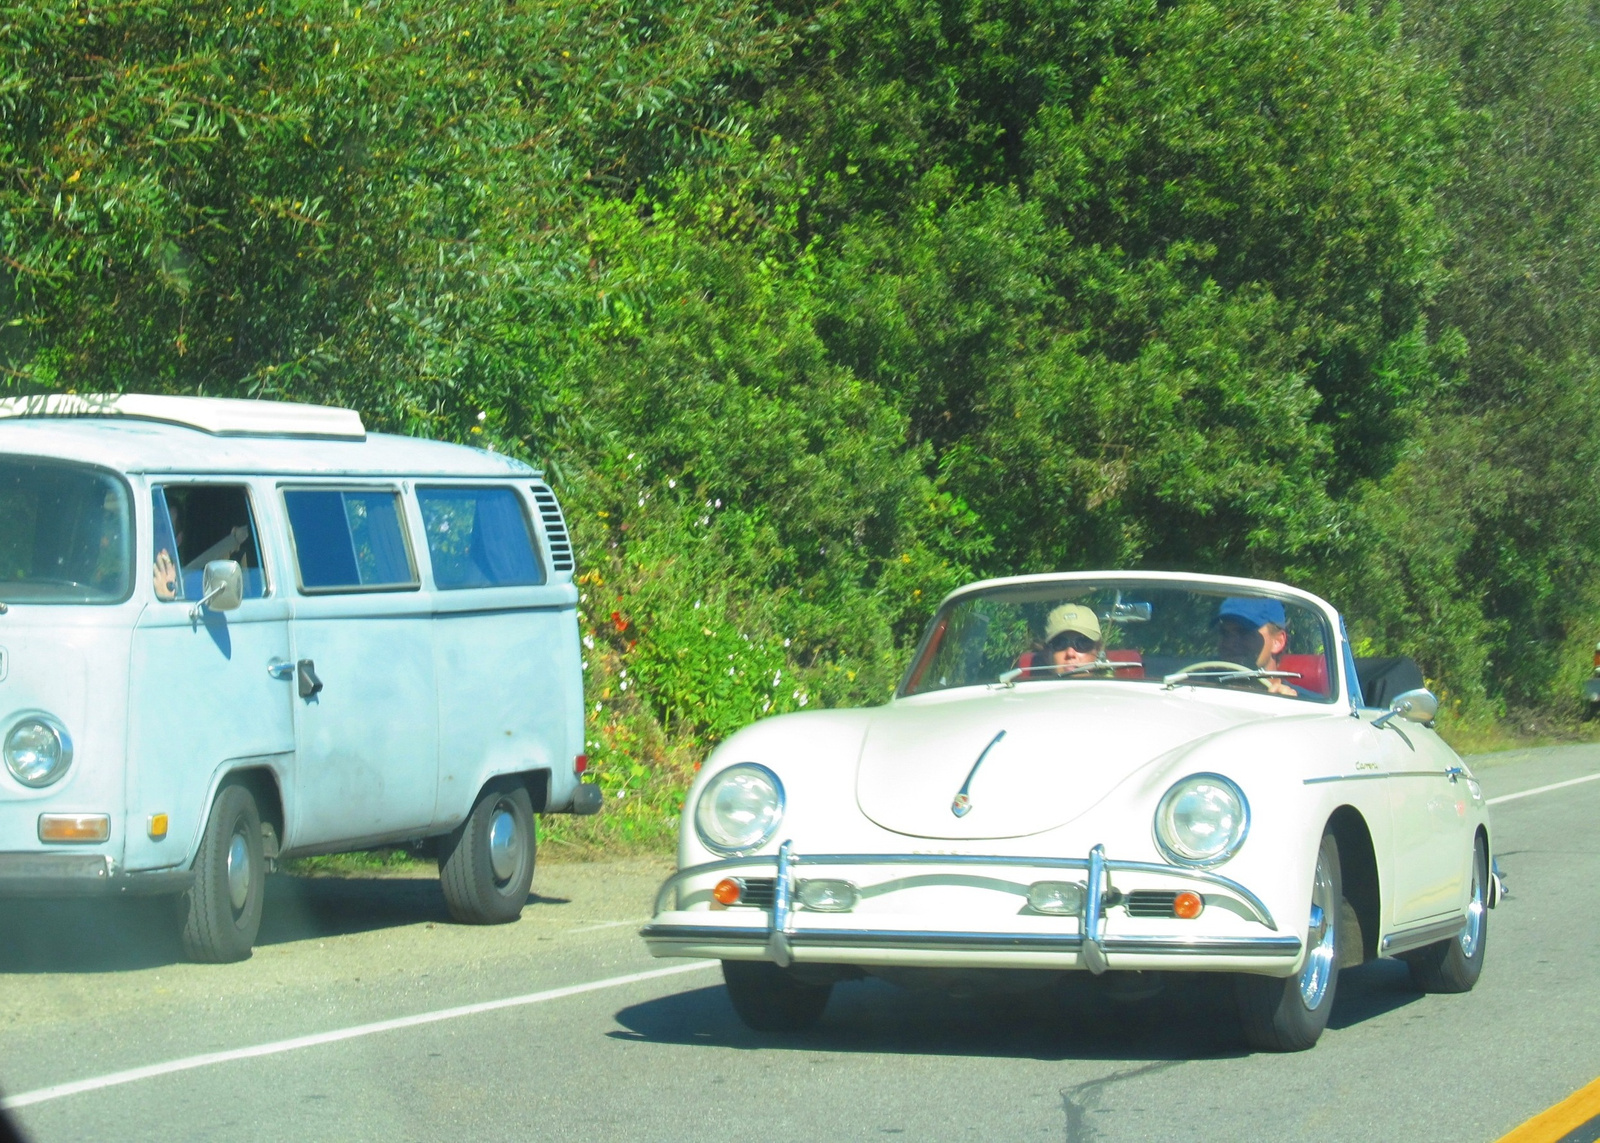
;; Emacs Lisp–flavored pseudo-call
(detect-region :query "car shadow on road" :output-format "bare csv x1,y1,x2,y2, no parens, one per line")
0,874,569,973
611,961,1423,1061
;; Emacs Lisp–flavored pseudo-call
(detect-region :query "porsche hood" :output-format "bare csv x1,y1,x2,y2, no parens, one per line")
854,686,1264,840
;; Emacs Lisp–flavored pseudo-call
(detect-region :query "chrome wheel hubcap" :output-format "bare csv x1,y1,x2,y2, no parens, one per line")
1299,854,1336,1009
226,831,252,912
1459,849,1486,958
488,803,522,884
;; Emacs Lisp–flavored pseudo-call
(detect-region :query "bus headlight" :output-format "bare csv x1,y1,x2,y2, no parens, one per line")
5,714,74,788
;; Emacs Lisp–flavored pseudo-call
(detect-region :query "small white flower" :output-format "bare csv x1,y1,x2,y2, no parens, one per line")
798,694,809,707
714,498,722,508
668,478,676,489
582,634,595,649
693,600,701,610
476,410,487,423
783,638,791,647
728,667,736,676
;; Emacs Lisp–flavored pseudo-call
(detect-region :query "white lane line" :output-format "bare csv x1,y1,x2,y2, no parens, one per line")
2,960,715,1111
1487,772,1600,806
568,919,643,934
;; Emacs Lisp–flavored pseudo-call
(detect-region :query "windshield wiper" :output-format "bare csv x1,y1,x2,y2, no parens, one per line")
996,660,1122,686
1162,667,1302,689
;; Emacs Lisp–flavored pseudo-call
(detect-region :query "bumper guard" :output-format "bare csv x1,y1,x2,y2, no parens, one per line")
647,841,1292,974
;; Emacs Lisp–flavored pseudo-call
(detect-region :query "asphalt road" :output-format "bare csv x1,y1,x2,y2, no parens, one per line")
4,745,1600,1143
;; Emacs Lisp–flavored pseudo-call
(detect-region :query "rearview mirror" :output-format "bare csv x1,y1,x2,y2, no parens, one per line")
197,560,244,613
1107,601,1152,623
1374,687,1437,729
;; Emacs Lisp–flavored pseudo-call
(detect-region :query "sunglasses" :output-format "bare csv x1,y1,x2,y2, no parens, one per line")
1048,632,1098,654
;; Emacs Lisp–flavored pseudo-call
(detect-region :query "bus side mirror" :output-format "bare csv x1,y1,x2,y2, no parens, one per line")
195,560,244,616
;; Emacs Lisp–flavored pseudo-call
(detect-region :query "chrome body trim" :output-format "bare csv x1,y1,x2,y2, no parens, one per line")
654,847,1278,931
640,923,1301,958
1381,914,1469,955
950,729,1006,818
1304,769,1452,785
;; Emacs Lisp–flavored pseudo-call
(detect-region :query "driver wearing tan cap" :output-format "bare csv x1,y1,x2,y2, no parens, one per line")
1042,603,1106,675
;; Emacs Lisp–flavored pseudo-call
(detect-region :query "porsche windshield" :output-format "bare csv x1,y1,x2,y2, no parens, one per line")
0,459,133,604
900,580,1336,703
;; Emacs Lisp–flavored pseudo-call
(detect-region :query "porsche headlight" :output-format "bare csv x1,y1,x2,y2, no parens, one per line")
5,715,73,788
1154,773,1249,866
695,763,785,855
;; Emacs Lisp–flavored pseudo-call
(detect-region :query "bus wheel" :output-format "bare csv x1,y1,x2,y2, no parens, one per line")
438,782,536,924
180,783,265,963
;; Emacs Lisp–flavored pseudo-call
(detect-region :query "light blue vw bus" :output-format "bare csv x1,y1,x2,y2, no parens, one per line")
0,394,598,960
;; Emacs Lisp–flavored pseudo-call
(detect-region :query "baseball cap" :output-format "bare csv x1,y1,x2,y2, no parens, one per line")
1216,597,1287,629
1044,603,1102,644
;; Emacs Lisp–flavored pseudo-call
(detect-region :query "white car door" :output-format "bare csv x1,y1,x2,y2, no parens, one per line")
1373,715,1472,926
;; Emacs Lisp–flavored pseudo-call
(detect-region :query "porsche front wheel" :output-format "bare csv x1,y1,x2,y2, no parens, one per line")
722,960,833,1032
1235,830,1342,1052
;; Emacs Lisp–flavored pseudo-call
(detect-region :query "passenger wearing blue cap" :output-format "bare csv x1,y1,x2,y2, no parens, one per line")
1215,596,1298,696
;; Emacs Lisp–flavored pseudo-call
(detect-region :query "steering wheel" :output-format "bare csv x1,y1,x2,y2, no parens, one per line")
1170,659,1256,680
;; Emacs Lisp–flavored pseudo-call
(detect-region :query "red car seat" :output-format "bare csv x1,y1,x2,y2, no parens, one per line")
1278,653,1328,695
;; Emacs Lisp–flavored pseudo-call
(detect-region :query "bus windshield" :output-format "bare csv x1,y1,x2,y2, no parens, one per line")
0,459,133,604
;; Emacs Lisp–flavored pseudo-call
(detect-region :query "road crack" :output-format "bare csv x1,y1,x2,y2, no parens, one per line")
1060,1060,1187,1143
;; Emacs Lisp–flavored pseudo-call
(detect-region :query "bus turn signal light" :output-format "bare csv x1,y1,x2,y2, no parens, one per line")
712,878,743,906
1173,891,1204,919
38,814,110,843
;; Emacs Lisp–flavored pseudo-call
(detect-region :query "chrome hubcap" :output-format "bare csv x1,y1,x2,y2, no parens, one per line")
1459,848,1486,958
1299,854,1336,1009
226,831,252,912
488,803,522,884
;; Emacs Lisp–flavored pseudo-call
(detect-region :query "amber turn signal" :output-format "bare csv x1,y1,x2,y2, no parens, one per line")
1173,891,1204,919
38,813,110,843
148,813,169,840
712,877,744,906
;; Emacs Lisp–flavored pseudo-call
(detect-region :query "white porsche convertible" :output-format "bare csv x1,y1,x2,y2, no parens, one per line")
642,572,1494,1051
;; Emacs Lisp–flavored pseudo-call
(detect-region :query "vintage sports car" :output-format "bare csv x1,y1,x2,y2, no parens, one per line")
643,572,1495,1051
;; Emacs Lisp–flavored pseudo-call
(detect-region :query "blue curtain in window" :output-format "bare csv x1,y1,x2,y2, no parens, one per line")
470,489,542,587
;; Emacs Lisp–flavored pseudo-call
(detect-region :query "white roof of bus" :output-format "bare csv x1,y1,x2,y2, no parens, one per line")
0,395,538,478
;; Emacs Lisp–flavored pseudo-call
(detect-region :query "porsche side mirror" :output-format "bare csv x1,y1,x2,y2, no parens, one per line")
1373,687,1438,729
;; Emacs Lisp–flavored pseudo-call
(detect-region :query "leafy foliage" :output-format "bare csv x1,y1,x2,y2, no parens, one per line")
5,0,1599,844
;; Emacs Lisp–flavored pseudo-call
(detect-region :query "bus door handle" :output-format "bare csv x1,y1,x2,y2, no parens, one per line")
297,659,324,699
267,660,295,681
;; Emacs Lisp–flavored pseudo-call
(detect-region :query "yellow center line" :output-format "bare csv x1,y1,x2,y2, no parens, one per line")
1496,1075,1600,1143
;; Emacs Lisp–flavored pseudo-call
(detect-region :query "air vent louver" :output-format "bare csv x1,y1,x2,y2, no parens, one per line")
530,484,575,573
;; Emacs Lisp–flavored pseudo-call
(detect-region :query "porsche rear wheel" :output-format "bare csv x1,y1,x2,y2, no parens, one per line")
1403,834,1488,993
722,960,833,1032
1235,830,1342,1052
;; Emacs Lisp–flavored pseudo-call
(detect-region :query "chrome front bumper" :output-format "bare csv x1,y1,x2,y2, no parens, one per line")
642,842,1301,974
